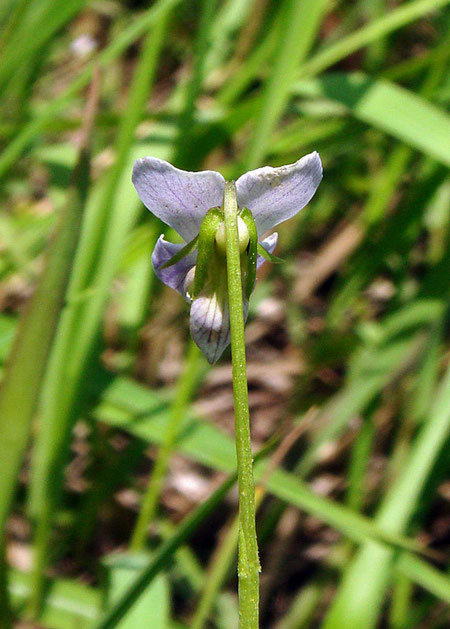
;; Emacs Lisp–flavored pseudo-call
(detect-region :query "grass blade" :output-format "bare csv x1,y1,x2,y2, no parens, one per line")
395,554,450,605
94,475,237,629
0,0,181,181
293,73,450,166
244,0,329,169
92,374,437,556
103,554,169,629
322,365,450,629
0,72,98,540
28,10,172,615
129,341,203,550
9,569,101,628
0,0,87,93
0,72,99,620
300,0,450,78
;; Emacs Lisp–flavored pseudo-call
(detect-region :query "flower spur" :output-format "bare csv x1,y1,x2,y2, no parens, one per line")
132,152,322,363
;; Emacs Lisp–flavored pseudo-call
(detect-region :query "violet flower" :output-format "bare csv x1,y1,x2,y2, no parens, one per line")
132,153,322,363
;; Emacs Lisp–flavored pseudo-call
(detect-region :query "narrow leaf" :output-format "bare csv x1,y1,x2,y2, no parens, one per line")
293,73,450,166
0,73,98,541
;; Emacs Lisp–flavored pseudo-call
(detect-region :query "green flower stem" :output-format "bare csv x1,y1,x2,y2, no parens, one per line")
223,181,259,628
191,423,305,629
130,339,202,551
191,488,265,629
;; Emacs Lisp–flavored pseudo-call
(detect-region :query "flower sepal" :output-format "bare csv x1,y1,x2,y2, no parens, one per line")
192,207,223,298
239,207,258,299
160,235,198,270
256,242,284,264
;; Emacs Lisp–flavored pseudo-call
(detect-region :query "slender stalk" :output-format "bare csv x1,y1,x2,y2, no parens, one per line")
130,340,202,550
223,182,259,628
191,419,309,629
192,488,266,629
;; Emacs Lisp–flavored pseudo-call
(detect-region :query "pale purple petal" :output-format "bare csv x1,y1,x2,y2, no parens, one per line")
236,152,322,235
133,157,225,241
152,235,197,298
257,232,278,270
190,287,249,364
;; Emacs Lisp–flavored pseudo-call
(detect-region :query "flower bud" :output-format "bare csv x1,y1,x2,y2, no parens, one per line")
215,217,249,255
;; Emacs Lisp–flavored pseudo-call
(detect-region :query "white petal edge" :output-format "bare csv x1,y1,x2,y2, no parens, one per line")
235,152,322,236
133,157,226,241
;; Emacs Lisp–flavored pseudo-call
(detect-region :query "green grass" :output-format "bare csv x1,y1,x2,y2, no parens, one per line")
0,0,449,627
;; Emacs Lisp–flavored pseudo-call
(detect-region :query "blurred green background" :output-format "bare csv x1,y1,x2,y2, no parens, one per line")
0,0,449,627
